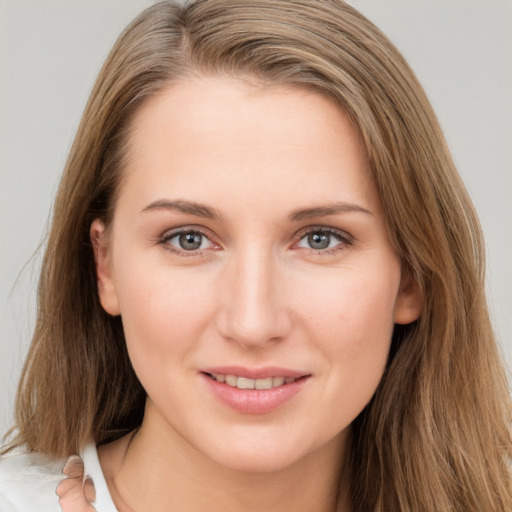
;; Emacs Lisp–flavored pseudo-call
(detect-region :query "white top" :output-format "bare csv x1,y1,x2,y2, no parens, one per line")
0,444,117,512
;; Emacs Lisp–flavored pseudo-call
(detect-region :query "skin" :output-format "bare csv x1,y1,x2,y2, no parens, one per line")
92,77,422,512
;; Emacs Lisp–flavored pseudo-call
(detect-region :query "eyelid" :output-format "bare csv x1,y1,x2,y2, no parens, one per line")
157,224,353,257
295,225,354,241
159,225,221,256
293,225,354,253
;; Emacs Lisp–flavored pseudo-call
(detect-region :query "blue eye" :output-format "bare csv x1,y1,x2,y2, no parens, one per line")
164,230,215,252
297,229,349,252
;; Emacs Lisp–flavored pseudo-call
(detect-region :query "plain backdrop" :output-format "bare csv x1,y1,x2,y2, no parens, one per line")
1,0,511,439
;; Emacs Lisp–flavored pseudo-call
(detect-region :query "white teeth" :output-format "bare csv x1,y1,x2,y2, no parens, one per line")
237,377,255,389
272,376,285,387
255,377,273,390
225,375,238,386
211,374,298,389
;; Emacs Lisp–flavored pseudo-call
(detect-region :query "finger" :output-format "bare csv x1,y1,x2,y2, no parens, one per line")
83,477,97,503
57,455,97,512
61,455,85,479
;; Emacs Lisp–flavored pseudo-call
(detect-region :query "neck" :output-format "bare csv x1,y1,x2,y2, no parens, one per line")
99,413,350,512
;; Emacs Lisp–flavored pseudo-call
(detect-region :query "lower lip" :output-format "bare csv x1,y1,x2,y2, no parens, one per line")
201,374,309,414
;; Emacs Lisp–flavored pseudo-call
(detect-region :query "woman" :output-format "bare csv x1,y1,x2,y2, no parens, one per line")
1,1,510,511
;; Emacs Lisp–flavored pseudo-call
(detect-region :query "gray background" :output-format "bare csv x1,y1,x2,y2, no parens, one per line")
1,0,511,439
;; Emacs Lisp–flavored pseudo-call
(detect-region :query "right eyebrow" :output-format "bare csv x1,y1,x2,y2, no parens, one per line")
140,199,224,221
288,202,373,222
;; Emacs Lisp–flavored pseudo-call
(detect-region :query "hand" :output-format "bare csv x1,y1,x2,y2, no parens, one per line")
56,455,97,512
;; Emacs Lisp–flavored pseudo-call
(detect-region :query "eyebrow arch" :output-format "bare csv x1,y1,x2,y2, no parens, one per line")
288,202,373,222
141,199,223,220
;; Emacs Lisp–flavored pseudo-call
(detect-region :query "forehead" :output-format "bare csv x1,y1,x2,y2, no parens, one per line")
129,76,365,152
117,76,378,216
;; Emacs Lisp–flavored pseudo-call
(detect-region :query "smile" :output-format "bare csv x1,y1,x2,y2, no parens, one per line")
202,369,311,414
208,373,299,390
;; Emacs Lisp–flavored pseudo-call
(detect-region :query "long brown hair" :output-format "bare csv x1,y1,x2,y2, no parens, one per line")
5,1,511,510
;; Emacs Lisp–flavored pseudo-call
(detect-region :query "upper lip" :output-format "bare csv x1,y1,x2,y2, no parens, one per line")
201,366,310,380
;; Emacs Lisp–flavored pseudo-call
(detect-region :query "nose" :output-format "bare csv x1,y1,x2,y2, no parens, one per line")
216,247,292,349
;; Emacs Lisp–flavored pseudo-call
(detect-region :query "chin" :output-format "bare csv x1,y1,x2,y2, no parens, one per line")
210,445,305,474
196,427,330,475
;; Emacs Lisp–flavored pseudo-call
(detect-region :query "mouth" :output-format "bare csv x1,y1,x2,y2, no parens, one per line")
204,372,307,390
200,368,311,414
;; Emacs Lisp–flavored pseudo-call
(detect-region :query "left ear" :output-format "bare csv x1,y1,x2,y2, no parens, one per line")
90,219,121,316
394,270,422,325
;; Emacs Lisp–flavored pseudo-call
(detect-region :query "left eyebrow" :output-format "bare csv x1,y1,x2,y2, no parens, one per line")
288,202,373,222
140,199,224,221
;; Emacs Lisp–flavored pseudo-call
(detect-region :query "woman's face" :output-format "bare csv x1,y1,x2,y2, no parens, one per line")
92,77,421,473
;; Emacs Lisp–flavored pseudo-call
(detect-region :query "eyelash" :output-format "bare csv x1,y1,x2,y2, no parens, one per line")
159,227,218,257
159,226,354,257
295,226,354,255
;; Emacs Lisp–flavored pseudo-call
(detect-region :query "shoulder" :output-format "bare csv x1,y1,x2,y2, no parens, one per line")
0,449,65,512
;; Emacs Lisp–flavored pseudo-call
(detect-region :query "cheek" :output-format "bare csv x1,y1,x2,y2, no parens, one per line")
294,261,399,340
292,264,398,397
316,285,395,430
112,257,217,378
